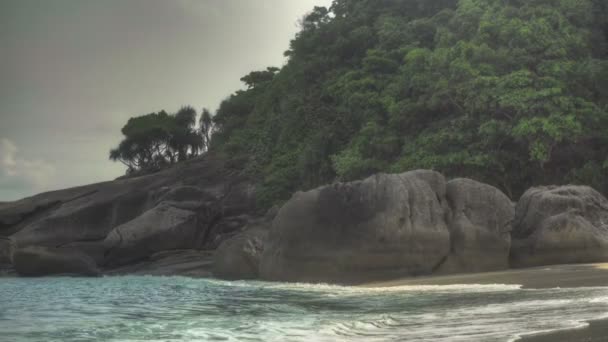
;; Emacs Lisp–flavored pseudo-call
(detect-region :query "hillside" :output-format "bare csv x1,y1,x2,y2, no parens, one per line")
211,0,608,207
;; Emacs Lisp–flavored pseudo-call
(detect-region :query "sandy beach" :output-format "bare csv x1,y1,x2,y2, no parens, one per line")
365,263,608,289
518,318,608,342
365,264,608,342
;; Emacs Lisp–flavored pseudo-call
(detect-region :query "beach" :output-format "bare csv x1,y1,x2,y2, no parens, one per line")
365,263,608,289
366,263,608,341
2,267,608,341
519,318,608,342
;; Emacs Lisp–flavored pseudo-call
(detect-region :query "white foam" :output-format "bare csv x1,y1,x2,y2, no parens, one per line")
248,281,523,294
508,320,590,342
33,277,608,342
459,299,573,316
589,296,608,303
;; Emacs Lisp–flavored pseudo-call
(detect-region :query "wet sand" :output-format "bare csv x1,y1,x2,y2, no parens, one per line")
365,263,608,289
366,264,608,342
518,318,608,342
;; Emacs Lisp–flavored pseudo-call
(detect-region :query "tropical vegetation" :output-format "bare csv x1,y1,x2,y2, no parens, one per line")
112,0,608,209
110,106,214,174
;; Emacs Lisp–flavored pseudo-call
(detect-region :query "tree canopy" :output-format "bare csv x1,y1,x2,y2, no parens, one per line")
110,106,213,173
210,0,608,207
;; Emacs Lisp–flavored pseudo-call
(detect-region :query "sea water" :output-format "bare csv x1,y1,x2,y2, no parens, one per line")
1,276,607,342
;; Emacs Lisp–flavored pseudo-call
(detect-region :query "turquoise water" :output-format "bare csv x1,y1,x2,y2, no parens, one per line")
1,277,607,342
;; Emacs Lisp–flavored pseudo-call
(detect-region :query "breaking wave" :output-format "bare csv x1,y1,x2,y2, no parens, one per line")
0,276,607,342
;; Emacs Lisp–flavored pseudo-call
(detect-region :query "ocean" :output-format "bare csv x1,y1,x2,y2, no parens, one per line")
1,276,607,342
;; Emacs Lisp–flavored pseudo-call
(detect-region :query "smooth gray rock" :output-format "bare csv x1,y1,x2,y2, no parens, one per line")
3,156,255,252
60,241,107,265
7,184,155,248
102,204,200,267
213,224,268,280
106,249,214,277
154,186,218,211
0,156,257,276
511,185,608,267
440,178,513,273
260,170,451,284
0,237,16,264
204,214,253,250
13,246,100,277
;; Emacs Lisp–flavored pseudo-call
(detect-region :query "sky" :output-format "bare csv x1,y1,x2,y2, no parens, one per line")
0,0,332,201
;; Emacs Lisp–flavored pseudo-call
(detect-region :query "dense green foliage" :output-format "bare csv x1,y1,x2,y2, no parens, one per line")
110,106,213,173
211,0,608,207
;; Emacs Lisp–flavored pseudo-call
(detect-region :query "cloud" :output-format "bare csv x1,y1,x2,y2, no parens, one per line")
0,138,56,198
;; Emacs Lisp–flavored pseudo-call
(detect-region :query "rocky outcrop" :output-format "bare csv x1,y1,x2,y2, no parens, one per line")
255,171,518,284
106,250,214,277
102,204,201,267
5,154,608,282
5,184,152,248
439,179,513,273
0,155,258,277
13,246,100,277
259,171,453,284
511,185,608,267
2,156,255,248
213,223,268,280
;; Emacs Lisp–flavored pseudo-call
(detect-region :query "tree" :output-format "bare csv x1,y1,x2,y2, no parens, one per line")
110,106,207,173
200,108,213,152
240,67,280,89
206,0,608,208
171,106,201,161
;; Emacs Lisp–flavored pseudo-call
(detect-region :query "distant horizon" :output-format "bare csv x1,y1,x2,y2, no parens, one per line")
0,0,332,202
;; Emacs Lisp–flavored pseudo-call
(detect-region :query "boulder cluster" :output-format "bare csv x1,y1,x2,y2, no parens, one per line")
0,156,257,278
1,157,608,283
223,172,608,284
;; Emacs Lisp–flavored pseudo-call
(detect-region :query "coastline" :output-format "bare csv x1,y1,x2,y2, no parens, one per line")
516,318,608,342
365,263,608,342
2,263,608,341
363,263,608,289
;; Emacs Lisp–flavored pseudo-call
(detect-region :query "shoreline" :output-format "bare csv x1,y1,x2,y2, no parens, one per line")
516,318,608,342
2,263,608,341
364,263,608,342
363,263,608,289
3,262,608,287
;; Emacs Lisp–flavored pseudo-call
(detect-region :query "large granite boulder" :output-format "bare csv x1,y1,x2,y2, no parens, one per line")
0,155,258,276
511,185,608,267
11,190,152,248
440,179,513,273
153,186,218,211
13,246,100,277
106,250,214,277
213,224,268,280
2,155,255,251
102,204,201,267
259,171,452,284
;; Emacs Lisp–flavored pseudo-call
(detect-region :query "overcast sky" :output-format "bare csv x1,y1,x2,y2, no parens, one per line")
0,0,332,201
